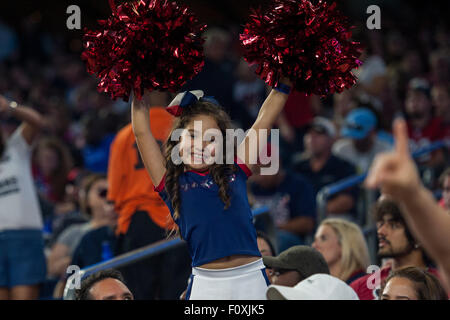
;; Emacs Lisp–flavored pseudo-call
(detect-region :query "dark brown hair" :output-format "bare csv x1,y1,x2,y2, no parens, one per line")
75,269,127,300
164,100,236,223
382,266,448,300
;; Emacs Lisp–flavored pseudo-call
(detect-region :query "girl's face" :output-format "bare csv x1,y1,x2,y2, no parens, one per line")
381,277,419,300
179,114,221,171
312,225,342,267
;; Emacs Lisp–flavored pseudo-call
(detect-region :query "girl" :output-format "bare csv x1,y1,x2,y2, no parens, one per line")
131,79,292,300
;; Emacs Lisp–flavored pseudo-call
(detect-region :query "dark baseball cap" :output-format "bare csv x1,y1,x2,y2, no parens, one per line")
263,245,330,279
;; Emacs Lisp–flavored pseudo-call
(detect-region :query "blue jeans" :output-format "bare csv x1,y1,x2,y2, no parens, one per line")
0,229,47,288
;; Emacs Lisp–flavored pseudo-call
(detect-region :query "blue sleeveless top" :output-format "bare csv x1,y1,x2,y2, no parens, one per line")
155,162,261,267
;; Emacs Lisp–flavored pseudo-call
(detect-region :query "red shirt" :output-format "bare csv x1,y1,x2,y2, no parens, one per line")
283,91,314,128
350,266,441,300
407,117,445,144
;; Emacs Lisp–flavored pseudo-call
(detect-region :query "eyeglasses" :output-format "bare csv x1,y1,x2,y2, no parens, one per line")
98,188,108,198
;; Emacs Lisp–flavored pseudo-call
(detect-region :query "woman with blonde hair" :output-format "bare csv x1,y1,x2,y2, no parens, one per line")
312,218,370,284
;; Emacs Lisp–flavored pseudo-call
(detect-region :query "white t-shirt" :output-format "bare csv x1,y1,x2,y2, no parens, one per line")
332,138,392,174
0,128,43,231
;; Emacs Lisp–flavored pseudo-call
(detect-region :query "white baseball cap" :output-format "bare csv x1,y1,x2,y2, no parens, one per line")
266,273,359,300
308,117,337,138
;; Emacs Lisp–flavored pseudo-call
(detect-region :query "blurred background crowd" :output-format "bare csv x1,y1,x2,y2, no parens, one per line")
0,0,449,300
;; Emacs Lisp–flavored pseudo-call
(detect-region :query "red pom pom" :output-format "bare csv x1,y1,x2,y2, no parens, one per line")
82,0,207,101
240,0,363,96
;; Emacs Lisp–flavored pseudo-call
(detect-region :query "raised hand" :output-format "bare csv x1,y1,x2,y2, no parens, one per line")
365,118,421,200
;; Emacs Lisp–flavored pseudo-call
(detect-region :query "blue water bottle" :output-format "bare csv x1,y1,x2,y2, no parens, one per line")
101,241,113,262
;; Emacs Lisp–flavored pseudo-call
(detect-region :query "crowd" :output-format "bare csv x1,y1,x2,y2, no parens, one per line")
0,2,450,301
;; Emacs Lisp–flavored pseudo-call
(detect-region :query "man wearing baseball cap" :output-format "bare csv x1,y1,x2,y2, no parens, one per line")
332,107,391,173
263,245,330,287
266,273,359,300
292,117,358,219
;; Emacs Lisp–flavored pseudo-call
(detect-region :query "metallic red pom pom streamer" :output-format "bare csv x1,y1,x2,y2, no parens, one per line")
240,0,363,96
82,0,207,101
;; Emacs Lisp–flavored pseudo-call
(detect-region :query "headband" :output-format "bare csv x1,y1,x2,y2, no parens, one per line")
166,90,220,117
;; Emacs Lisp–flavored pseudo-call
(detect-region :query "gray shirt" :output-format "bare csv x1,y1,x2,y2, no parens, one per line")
57,222,94,256
332,138,392,174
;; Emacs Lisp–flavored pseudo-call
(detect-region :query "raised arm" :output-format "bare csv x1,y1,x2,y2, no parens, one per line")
131,91,166,186
237,79,291,172
366,119,450,290
0,94,46,145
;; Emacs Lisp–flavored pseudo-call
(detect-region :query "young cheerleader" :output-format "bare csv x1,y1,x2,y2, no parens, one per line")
131,80,292,300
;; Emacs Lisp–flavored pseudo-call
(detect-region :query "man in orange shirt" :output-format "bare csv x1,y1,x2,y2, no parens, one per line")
107,92,191,299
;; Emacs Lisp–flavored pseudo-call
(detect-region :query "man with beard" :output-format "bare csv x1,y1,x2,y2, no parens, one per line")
349,197,442,300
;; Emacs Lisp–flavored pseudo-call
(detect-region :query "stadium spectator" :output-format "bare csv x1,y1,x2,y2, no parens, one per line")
32,136,73,204
404,78,447,175
292,117,358,218
431,83,450,141
266,273,359,300
312,218,370,284
69,201,117,270
47,174,114,279
349,197,442,300
333,107,392,173
250,145,316,252
405,78,446,146
79,109,119,174
0,94,47,300
381,266,448,300
75,269,133,300
263,245,329,287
